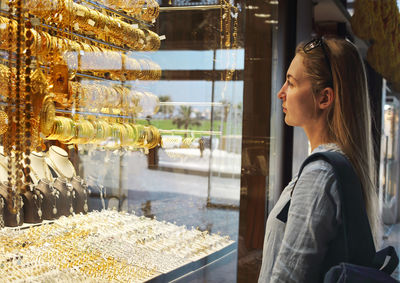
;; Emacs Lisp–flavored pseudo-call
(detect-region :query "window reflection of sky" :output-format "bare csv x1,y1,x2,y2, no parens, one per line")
137,49,245,105
147,80,243,105
133,49,244,71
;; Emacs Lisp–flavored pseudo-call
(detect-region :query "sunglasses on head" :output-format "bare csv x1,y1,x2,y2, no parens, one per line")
303,37,333,86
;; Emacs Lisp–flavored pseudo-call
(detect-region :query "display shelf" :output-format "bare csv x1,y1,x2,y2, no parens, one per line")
0,56,119,83
0,54,156,83
74,71,122,82
40,22,130,52
314,0,350,22
55,108,135,119
9,219,55,230
0,7,159,53
0,211,236,282
147,241,237,282
159,5,220,11
0,9,129,52
160,102,223,107
314,0,369,55
80,0,153,27
159,129,221,136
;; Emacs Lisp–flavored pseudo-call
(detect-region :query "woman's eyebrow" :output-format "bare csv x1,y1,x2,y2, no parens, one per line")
286,74,297,82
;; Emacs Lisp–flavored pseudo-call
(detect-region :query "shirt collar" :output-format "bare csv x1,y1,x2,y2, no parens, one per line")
311,143,343,154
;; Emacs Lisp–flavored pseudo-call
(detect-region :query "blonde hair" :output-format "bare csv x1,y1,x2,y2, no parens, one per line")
296,37,381,246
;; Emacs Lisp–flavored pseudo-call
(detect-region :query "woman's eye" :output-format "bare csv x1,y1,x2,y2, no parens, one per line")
287,80,293,87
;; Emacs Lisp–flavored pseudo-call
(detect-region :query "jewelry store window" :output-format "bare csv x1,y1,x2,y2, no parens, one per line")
0,0,265,281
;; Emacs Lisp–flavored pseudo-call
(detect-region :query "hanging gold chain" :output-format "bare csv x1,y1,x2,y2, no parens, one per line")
23,12,34,190
6,0,15,191
220,0,238,82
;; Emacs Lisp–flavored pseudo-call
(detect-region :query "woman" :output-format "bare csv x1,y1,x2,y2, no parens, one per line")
258,37,381,282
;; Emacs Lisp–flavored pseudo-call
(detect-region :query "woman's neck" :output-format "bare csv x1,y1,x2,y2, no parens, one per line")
303,119,333,151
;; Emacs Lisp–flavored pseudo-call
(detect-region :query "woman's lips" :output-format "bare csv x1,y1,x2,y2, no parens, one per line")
282,107,287,113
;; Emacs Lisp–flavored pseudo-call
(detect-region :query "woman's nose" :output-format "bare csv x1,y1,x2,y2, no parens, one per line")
277,82,287,100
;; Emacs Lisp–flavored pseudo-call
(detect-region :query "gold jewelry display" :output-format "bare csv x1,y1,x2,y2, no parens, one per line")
122,123,137,146
220,0,239,82
44,115,161,150
0,0,167,238
0,210,233,281
25,0,160,51
133,124,147,148
4,0,26,214
0,16,162,81
46,116,75,142
68,81,160,117
145,125,161,149
0,111,9,135
39,95,56,137
66,119,95,144
0,197,4,228
141,0,160,23
90,119,110,144
5,0,15,191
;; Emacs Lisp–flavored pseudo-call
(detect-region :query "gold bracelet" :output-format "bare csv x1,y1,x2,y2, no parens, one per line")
133,124,146,148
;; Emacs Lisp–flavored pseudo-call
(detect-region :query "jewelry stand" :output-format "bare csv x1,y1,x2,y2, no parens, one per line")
71,176,89,215
0,146,12,183
1,150,57,224
35,179,60,220
45,146,76,179
21,187,43,224
30,151,53,184
0,182,24,227
21,151,54,224
53,177,74,217
45,146,76,216
0,147,24,226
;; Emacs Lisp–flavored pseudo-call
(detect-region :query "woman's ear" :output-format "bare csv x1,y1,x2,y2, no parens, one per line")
318,87,334,110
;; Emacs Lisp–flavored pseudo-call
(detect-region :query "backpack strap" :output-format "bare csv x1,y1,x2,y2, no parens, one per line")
373,246,399,274
276,151,376,267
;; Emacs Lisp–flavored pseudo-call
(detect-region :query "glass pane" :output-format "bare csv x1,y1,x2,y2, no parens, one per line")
0,0,254,282
380,96,400,225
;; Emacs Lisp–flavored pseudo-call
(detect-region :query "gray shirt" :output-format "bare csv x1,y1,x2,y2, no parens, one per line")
258,144,342,283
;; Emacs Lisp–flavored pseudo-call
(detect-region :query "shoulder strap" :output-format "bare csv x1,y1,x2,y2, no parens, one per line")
303,152,376,264
277,151,376,266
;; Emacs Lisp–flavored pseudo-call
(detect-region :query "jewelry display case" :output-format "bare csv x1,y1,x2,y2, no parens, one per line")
0,0,261,281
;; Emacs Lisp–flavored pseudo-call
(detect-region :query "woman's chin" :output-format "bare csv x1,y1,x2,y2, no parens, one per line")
284,116,293,126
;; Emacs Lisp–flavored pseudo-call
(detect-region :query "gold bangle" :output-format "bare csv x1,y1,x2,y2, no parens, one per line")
61,117,76,143
133,124,146,148
123,123,135,146
119,123,128,146
46,116,63,140
39,95,56,137
145,125,160,149
67,119,95,144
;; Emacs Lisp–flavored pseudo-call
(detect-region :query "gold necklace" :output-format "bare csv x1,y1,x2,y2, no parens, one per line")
0,197,4,228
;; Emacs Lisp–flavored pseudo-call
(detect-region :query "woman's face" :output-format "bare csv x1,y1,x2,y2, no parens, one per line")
277,54,317,127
